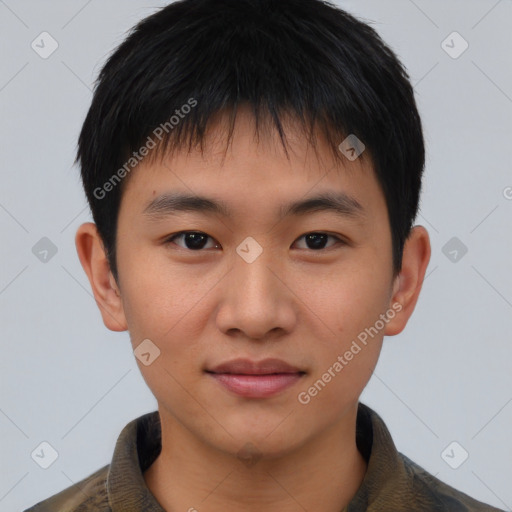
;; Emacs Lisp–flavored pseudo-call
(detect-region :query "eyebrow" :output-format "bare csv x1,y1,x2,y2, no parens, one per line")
143,191,366,222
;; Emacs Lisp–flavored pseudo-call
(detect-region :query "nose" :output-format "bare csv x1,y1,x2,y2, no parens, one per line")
215,249,297,341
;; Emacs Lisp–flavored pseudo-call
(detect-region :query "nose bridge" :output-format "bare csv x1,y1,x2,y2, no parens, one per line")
216,243,296,339
233,248,276,301
232,232,278,290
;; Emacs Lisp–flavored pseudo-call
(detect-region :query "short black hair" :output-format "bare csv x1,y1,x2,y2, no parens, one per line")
77,0,425,283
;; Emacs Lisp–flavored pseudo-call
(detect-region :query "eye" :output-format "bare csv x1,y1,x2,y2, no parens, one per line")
165,231,220,251
164,231,345,252
292,232,344,250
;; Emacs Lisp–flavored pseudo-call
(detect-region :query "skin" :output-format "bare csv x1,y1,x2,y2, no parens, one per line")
76,106,431,512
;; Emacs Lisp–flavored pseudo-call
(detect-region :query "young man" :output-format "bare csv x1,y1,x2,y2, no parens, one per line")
24,0,503,510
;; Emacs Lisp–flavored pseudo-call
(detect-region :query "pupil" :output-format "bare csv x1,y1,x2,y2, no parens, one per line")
306,233,327,249
185,232,207,250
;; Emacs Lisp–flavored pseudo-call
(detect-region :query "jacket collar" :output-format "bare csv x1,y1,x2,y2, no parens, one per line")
106,402,403,511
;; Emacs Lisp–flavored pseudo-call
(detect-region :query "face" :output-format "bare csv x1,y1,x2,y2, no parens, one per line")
103,108,402,458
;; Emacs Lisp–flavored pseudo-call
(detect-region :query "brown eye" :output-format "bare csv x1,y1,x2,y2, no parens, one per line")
166,231,220,250
293,232,343,250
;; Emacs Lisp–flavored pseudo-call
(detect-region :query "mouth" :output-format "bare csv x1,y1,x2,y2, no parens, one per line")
205,358,306,398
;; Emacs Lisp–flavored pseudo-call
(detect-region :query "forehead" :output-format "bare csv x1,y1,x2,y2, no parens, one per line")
121,107,385,221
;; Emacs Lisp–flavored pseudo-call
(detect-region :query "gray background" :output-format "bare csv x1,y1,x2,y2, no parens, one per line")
1,1,511,510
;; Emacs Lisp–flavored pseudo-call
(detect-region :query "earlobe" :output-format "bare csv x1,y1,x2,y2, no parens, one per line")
75,222,128,332
384,225,431,336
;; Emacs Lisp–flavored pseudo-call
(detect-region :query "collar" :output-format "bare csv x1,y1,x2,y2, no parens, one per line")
106,402,406,511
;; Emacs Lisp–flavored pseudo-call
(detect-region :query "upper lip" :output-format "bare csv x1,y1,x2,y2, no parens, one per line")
207,358,304,375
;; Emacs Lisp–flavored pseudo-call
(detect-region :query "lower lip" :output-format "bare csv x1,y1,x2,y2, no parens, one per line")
208,372,304,398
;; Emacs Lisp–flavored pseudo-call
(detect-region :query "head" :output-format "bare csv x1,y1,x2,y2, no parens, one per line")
76,0,430,460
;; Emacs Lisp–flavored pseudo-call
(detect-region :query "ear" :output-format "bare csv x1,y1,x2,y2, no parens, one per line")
75,222,127,332
384,225,431,336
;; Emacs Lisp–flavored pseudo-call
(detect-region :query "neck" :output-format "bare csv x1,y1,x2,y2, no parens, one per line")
144,405,367,512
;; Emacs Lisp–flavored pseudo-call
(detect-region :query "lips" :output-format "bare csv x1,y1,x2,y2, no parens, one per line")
206,358,306,398
208,358,304,375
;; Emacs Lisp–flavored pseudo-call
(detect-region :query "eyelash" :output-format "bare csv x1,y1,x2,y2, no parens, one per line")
164,231,346,251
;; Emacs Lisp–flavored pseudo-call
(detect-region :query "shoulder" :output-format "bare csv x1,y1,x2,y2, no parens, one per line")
22,464,111,512
400,453,504,511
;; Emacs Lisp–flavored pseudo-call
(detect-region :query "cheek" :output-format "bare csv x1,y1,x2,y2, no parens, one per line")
294,256,391,392
301,262,391,341
116,234,217,333
294,270,387,416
